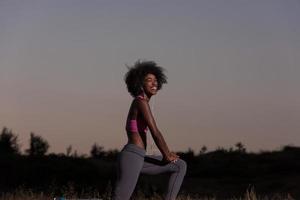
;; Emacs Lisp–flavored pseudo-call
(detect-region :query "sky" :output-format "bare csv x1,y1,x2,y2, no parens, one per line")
0,0,299,155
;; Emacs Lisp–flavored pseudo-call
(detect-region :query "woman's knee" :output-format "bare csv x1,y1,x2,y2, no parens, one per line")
175,159,187,173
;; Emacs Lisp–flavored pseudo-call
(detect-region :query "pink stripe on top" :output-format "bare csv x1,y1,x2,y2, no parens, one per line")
125,95,148,133
126,119,148,133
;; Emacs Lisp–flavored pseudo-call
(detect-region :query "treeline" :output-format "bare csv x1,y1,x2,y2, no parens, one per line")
0,127,254,160
1,126,300,198
0,127,268,158
0,127,119,160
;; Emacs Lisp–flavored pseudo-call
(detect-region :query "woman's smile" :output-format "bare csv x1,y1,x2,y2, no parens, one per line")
143,74,158,95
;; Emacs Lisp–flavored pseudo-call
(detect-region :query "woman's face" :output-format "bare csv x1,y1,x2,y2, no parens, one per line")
142,73,158,96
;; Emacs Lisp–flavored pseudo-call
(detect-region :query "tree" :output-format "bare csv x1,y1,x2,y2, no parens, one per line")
26,132,49,156
180,147,195,162
105,149,119,161
0,127,20,155
66,145,73,156
235,142,246,153
90,143,105,158
199,145,207,154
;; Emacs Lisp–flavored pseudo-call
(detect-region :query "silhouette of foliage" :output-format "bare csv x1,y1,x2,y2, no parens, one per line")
235,142,246,153
0,127,20,155
26,132,49,156
104,149,119,161
1,125,300,198
90,143,119,161
66,145,73,156
90,143,105,158
199,145,207,154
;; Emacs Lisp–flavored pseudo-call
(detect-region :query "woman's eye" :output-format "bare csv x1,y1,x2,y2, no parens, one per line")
145,78,157,83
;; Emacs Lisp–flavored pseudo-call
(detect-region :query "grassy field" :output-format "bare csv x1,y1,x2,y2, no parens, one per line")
0,188,296,200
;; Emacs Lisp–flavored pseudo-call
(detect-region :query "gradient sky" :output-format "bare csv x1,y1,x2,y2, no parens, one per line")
1,0,299,155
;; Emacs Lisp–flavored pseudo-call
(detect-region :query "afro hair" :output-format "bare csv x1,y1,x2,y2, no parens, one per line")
124,60,167,97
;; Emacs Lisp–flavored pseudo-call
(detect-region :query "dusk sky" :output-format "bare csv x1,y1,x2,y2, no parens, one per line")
1,1,299,155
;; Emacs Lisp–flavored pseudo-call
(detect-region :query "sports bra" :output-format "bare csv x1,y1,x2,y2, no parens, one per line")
125,95,148,133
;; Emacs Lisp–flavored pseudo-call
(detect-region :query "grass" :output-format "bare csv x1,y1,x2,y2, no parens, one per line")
0,187,296,200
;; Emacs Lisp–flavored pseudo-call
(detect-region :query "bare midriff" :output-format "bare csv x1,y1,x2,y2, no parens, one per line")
127,131,147,150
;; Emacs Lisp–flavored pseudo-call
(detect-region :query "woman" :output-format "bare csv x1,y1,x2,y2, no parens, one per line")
112,60,187,200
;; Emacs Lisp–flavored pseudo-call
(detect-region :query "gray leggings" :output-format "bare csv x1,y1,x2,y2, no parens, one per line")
112,143,187,200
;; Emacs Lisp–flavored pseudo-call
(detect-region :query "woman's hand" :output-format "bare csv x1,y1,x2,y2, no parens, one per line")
162,152,180,164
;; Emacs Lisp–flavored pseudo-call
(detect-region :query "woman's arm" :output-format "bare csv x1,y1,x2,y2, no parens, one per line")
135,98,172,159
